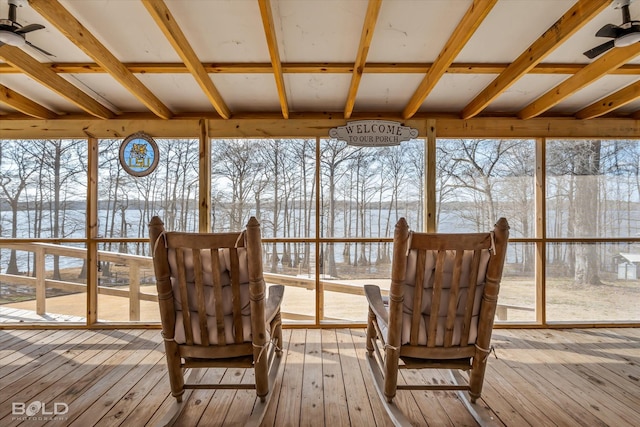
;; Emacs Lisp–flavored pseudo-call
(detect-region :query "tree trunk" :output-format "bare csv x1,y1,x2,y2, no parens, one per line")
573,140,602,285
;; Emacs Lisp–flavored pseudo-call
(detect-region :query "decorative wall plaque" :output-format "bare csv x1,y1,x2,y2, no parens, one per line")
119,132,159,177
329,120,419,146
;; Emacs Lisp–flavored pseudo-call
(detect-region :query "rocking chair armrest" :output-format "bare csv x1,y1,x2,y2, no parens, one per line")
265,285,285,324
364,284,388,328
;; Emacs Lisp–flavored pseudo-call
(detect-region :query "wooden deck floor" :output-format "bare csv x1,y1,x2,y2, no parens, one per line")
0,327,638,426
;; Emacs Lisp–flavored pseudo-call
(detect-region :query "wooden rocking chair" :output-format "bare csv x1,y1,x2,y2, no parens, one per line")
149,216,284,426
364,217,509,426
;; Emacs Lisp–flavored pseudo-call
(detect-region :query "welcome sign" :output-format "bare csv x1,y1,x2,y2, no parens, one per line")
329,120,419,146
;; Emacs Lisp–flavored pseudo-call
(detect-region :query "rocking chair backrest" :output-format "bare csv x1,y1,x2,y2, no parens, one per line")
149,216,267,349
388,218,509,355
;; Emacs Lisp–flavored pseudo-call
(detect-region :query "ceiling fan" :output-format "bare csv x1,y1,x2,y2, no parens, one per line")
0,0,53,56
584,0,640,59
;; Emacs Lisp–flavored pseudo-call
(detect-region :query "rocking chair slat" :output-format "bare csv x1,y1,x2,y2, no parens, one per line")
229,247,244,344
175,247,193,346
409,249,426,346
426,250,446,348
193,248,210,346
444,250,465,347
460,249,482,346
210,247,225,346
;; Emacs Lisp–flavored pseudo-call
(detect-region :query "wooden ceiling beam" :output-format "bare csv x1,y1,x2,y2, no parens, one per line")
29,0,173,120
344,0,382,119
5,116,640,139
576,80,640,119
402,0,498,119
519,42,640,119
0,45,115,119
462,0,611,120
4,62,640,75
258,0,289,119
141,0,231,119
0,84,58,119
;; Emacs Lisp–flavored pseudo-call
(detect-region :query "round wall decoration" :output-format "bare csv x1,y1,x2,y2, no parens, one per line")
119,132,159,177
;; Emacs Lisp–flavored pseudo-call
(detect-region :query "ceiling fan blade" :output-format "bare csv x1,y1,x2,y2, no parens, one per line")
595,23,622,38
16,24,45,34
25,40,55,57
583,40,615,59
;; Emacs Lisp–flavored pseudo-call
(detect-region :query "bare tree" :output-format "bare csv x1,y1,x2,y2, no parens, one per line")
212,139,262,231
0,140,38,274
320,139,361,277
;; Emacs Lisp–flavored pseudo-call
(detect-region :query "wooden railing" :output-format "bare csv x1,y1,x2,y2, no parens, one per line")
0,242,382,322
0,242,531,322
0,242,156,321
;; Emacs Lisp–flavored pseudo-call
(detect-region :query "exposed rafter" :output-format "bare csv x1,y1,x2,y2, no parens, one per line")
258,0,289,119
519,42,640,119
141,0,231,119
28,0,173,120
0,45,115,119
0,84,58,119
344,0,382,119
402,0,498,119
576,80,640,119
461,0,611,120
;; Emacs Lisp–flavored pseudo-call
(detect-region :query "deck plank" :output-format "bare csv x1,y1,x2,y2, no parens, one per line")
300,328,324,426
335,328,379,426
349,329,393,427
261,328,292,426
274,328,306,426
0,328,638,426
321,329,350,426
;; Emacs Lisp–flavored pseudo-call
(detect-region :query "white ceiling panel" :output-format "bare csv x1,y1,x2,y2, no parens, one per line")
368,0,471,62
486,74,572,113
285,74,351,112
0,73,87,114
273,0,369,62
458,0,577,62
58,0,179,62
134,74,215,113
355,73,424,112
165,0,270,62
418,74,498,113
210,74,281,112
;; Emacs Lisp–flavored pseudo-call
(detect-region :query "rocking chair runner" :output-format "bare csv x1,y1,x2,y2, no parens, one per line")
364,217,509,426
148,216,284,423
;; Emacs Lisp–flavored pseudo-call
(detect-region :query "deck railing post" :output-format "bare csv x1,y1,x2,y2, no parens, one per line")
35,247,46,315
129,262,140,321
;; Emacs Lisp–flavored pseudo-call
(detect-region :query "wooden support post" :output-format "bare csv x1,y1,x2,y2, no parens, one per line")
87,137,99,325
129,263,140,321
425,119,437,233
535,137,546,325
35,247,45,315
